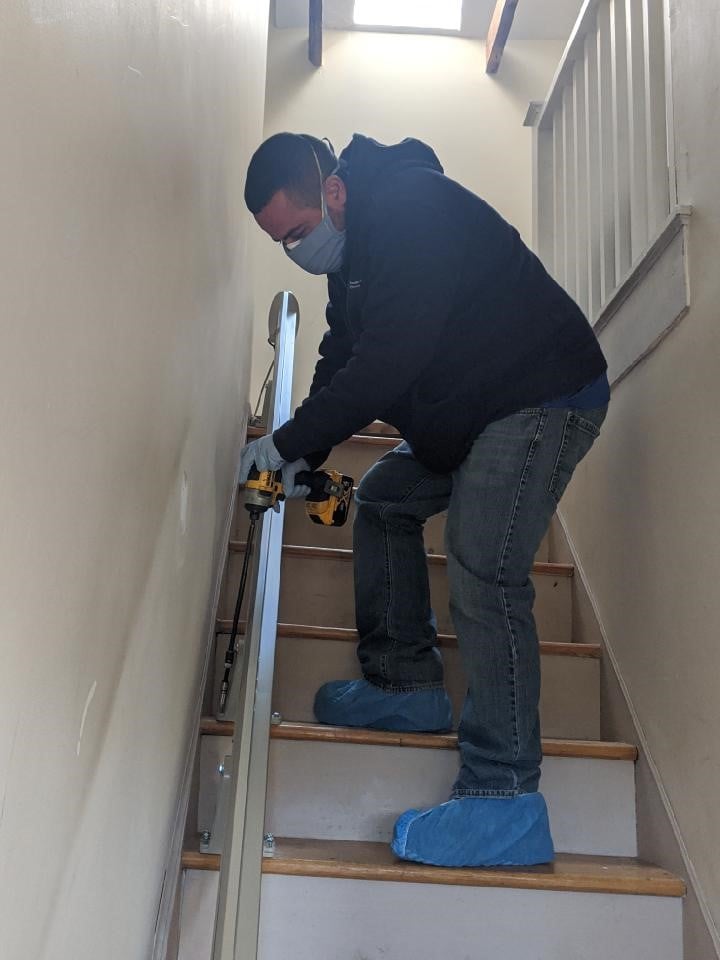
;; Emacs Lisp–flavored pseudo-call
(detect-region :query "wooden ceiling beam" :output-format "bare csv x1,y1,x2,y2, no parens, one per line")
309,0,323,67
486,0,520,75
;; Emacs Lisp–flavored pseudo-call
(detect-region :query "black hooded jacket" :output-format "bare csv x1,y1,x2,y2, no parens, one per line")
273,135,607,474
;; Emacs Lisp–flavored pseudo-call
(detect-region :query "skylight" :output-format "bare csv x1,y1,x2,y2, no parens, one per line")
353,0,463,32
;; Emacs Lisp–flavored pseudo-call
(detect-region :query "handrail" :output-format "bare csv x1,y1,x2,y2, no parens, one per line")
531,0,675,323
211,291,299,960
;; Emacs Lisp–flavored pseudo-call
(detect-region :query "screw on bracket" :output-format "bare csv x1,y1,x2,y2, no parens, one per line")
270,711,282,726
263,833,276,857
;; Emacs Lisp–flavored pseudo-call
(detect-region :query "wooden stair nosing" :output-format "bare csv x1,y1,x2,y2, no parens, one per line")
199,718,637,761
182,842,685,897
247,425,398,448
228,542,574,578
182,849,221,872
272,722,638,760
356,421,401,438
214,620,601,659
201,717,235,737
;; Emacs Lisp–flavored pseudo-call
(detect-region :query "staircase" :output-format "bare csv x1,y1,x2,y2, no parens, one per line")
175,424,685,960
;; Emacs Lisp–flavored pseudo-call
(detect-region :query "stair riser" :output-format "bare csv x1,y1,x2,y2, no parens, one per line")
220,553,572,642
177,870,219,960
199,736,636,857
273,499,551,560
259,876,682,960
267,635,600,738
233,496,550,561
317,437,404,485
263,741,636,856
278,499,447,555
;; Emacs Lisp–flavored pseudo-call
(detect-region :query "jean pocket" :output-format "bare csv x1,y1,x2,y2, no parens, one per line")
548,411,603,504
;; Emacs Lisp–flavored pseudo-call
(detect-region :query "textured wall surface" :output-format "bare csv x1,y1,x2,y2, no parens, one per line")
0,2,268,957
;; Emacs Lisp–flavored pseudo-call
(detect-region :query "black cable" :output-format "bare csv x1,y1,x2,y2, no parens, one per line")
252,359,274,420
218,512,258,714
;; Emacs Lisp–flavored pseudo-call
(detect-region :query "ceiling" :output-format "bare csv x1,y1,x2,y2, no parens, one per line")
273,0,586,43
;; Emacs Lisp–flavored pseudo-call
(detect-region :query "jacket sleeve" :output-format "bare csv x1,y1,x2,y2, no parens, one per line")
273,185,462,463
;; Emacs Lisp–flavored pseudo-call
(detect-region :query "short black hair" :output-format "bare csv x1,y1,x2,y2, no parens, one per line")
244,133,338,215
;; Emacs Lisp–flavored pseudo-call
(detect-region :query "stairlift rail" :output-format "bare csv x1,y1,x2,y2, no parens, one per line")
212,291,299,960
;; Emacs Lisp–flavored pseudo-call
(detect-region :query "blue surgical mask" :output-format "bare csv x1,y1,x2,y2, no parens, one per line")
283,155,346,275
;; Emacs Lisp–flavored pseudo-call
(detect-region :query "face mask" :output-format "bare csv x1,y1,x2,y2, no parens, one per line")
283,153,346,275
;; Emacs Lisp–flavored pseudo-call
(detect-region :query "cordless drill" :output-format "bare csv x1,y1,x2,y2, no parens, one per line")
218,465,354,712
244,466,353,525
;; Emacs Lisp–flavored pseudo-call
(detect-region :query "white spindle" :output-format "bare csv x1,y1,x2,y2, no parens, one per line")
573,59,590,316
662,0,678,207
643,0,670,234
585,25,603,320
563,84,577,297
535,128,555,271
596,2,617,302
553,109,566,286
626,0,650,259
610,0,632,279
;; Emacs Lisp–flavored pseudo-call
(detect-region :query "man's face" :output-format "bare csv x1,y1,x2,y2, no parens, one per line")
255,178,346,244
255,190,322,245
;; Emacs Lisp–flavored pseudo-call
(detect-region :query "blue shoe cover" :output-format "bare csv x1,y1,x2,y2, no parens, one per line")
391,794,554,867
313,679,452,732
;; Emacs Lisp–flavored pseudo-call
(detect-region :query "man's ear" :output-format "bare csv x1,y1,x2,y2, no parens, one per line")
324,174,347,213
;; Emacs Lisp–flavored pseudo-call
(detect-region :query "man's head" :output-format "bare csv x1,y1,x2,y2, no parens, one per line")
244,133,347,245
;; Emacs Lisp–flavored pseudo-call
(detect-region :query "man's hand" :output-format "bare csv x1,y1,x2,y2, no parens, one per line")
281,458,312,499
239,434,285,485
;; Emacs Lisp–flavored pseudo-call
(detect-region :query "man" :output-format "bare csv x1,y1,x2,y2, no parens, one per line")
241,133,608,869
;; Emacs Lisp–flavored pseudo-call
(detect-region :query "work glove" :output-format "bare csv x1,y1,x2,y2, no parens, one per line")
281,458,312,499
238,434,285,485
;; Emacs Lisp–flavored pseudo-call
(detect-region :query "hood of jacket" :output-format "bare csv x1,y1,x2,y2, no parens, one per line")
338,134,443,233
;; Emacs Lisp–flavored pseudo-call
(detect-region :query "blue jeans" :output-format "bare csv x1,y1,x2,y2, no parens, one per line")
353,406,607,797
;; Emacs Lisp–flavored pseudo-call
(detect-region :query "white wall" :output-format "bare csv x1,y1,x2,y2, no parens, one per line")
0,2,269,958
557,0,720,953
251,26,563,409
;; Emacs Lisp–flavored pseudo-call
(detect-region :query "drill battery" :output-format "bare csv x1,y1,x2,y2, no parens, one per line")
296,469,354,527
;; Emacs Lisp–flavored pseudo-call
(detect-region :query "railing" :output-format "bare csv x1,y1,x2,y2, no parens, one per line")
532,0,677,324
211,291,299,960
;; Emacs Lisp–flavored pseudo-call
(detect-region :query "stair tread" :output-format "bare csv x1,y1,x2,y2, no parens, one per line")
228,541,573,577
200,718,636,760
182,842,685,896
214,620,600,658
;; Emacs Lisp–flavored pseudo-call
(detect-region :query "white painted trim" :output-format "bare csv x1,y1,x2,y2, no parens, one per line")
556,511,720,957
593,206,691,385
537,0,601,131
151,416,248,960
594,205,691,333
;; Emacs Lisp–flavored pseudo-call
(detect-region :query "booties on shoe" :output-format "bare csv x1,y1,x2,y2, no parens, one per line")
314,679,452,733
391,793,554,867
